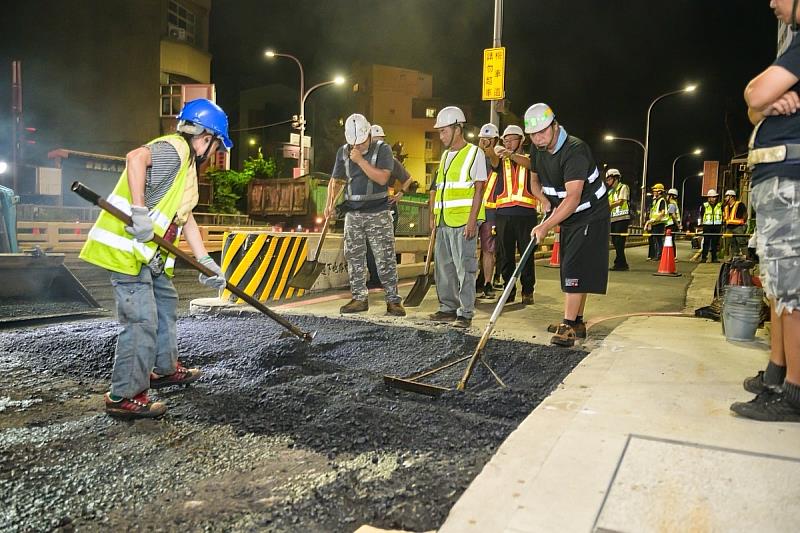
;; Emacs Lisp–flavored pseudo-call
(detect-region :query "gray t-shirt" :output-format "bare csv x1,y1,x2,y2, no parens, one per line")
390,157,411,185
331,141,394,213
144,141,182,209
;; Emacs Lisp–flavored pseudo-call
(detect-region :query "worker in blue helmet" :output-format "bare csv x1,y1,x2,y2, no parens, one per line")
80,98,232,419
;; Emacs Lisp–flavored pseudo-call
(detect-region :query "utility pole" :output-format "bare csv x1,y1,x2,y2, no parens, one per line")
489,0,503,127
11,61,22,192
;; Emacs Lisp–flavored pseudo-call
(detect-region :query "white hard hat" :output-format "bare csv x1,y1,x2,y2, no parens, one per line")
606,168,621,178
479,123,499,138
706,188,719,197
524,103,555,134
724,189,736,197
668,188,679,196
434,106,466,129
502,125,524,138
345,113,371,145
370,124,385,138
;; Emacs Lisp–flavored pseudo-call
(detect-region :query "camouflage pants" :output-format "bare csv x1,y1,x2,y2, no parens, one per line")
751,176,800,315
343,210,401,303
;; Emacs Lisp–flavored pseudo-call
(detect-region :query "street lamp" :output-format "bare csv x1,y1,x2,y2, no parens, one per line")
670,148,703,189
640,84,698,226
604,134,646,220
680,171,704,222
265,49,345,176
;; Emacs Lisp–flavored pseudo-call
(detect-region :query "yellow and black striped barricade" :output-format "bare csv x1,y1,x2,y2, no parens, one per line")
220,231,311,302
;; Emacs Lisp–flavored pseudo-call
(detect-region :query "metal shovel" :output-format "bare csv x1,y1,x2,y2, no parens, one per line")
288,214,333,290
72,181,316,343
403,225,436,307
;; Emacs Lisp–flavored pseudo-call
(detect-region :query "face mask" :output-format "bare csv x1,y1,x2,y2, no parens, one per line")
195,136,216,166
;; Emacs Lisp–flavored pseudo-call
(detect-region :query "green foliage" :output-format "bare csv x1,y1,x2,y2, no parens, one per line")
206,149,278,213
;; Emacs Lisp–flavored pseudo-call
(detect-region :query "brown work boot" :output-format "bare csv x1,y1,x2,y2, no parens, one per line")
150,363,202,390
429,310,457,322
521,293,534,305
340,299,369,313
550,323,577,347
452,316,472,328
104,392,167,419
386,301,406,317
547,321,586,338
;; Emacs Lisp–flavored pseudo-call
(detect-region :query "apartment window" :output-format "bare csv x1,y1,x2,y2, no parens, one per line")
168,0,196,44
425,107,436,118
160,84,183,117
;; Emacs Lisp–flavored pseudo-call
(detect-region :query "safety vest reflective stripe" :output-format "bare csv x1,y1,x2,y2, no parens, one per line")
344,141,389,201
608,182,630,218
495,158,538,209
79,134,192,277
724,201,745,225
575,181,608,213
702,202,723,225
649,197,670,224
666,199,680,227
484,171,498,209
542,187,567,198
433,144,485,227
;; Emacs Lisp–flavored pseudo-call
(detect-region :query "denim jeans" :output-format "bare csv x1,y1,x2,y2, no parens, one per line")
109,266,178,398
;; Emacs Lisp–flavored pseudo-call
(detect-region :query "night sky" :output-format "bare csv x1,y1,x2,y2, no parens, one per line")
210,0,779,212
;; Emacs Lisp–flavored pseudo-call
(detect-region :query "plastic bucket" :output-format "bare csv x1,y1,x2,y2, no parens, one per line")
722,285,763,342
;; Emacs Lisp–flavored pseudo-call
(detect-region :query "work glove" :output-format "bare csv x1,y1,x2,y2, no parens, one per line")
198,255,226,290
125,206,154,242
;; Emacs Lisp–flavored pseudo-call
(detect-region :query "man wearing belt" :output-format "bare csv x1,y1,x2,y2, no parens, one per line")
723,189,748,257
524,103,610,347
80,98,231,419
494,124,539,304
324,114,406,317
699,189,723,263
428,106,488,328
605,168,630,271
731,0,800,423
644,183,669,261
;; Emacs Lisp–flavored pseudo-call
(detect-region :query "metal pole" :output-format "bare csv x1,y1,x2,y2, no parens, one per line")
671,155,680,191
489,0,503,127
11,61,22,193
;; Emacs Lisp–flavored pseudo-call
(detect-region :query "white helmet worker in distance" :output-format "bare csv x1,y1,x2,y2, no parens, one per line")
500,124,525,157
345,113,371,146
667,188,679,196
724,189,737,197
435,106,467,150
478,123,499,139
605,168,621,179
706,188,719,197
524,103,557,152
502,125,525,138
370,124,385,139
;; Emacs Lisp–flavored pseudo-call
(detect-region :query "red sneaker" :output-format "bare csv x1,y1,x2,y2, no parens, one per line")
150,363,202,389
104,392,167,419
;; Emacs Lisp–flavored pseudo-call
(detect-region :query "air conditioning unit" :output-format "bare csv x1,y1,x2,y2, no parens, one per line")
168,24,187,41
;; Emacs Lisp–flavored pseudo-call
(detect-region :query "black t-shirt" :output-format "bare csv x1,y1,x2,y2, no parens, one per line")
752,37,800,184
530,135,609,226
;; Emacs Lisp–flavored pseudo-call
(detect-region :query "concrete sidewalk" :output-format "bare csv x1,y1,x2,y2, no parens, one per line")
438,265,800,533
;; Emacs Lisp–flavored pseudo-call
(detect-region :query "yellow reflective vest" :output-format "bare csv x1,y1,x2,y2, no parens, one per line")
648,196,670,225
79,135,198,277
608,182,630,222
484,170,498,209
666,198,680,227
702,202,723,225
433,143,485,227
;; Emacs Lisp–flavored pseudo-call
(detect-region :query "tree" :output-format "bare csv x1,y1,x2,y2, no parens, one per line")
206,149,278,213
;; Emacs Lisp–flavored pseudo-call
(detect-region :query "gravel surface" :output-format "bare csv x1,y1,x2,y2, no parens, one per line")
0,314,585,532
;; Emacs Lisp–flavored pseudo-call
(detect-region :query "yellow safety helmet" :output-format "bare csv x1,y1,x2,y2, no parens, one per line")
651,183,665,192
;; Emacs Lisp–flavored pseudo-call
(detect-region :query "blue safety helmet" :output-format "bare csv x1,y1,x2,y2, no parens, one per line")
176,98,233,150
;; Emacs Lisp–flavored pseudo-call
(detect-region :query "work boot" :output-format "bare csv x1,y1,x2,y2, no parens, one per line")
104,392,167,420
429,310,457,322
340,299,368,313
521,293,534,305
386,301,406,317
452,316,472,328
744,362,787,395
547,321,586,338
609,265,630,271
150,363,202,390
730,389,800,422
550,323,577,347
743,371,772,395
505,288,516,303
481,282,496,298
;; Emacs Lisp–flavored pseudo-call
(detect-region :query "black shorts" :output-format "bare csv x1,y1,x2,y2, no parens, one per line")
560,217,610,294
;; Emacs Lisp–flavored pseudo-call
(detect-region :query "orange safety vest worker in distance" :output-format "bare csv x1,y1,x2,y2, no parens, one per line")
484,170,498,209
494,157,538,210
724,200,746,226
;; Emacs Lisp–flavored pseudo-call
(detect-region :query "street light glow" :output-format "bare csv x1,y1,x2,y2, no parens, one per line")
684,84,697,92
604,134,615,141
693,148,703,155
0,161,8,175
333,75,345,85
249,138,257,146
265,50,276,58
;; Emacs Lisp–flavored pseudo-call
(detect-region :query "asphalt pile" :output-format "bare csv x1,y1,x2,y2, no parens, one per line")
0,315,585,532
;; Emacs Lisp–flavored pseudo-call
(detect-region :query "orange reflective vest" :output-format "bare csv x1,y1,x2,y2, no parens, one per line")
724,201,745,226
495,157,538,210
484,170,498,209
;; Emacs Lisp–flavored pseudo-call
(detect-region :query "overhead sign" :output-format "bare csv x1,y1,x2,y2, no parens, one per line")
482,47,506,101
702,160,719,195
289,133,311,148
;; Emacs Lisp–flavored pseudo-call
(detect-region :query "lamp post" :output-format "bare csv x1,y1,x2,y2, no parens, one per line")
680,171,704,223
265,50,344,176
640,84,697,226
670,148,703,189
604,134,645,223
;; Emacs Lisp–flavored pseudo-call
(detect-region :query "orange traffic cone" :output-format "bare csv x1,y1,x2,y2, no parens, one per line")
653,229,681,277
545,226,560,268
74,220,81,235
32,226,40,236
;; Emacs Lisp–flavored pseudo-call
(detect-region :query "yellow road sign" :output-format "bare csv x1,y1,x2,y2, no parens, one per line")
482,47,506,101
